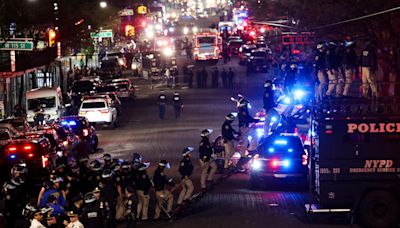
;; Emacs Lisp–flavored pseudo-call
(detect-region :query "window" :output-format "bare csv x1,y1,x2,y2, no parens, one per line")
198,37,216,44
81,102,106,109
27,97,56,110
72,81,95,93
0,131,10,140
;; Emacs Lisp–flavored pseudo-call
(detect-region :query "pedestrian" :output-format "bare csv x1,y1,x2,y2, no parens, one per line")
199,129,218,191
221,68,228,88
66,210,84,228
222,113,239,169
359,41,378,99
158,90,167,120
212,67,219,88
314,42,328,102
228,68,234,88
325,41,339,98
124,185,137,228
196,68,202,88
81,192,107,228
188,66,194,88
201,67,208,88
173,91,183,119
135,162,152,221
177,147,194,207
153,160,174,220
341,41,358,97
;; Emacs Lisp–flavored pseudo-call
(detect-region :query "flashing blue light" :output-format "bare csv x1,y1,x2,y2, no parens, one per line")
61,121,68,126
274,140,288,145
256,128,264,138
282,159,290,167
247,103,252,109
247,135,253,142
10,154,16,159
293,90,306,100
271,116,277,123
268,148,274,153
283,97,291,104
68,121,77,126
288,148,293,152
251,159,262,170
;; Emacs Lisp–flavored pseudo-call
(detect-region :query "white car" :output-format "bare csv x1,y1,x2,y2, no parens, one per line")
78,98,118,128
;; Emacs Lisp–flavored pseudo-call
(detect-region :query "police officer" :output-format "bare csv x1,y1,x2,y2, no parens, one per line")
100,169,118,228
359,41,378,99
67,194,83,216
188,66,194,88
196,68,202,88
173,91,183,119
119,161,134,194
81,192,106,228
78,157,91,193
314,42,328,102
201,67,208,88
284,62,297,94
3,181,19,227
177,147,194,206
131,153,142,187
158,90,167,120
341,41,358,97
228,68,234,88
325,41,339,98
212,67,219,88
102,153,114,170
66,210,84,228
135,163,152,221
222,113,239,169
88,160,102,193
124,185,136,228
29,207,46,228
263,80,275,112
153,160,174,220
199,129,218,190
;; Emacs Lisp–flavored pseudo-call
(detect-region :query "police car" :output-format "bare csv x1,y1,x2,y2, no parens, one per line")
247,48,270,73
59,116,98,152
78,97,118,129
249,134,308,188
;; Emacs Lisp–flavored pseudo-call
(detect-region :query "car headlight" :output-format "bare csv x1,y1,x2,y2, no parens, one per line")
183,27,189,35
251,159,262,171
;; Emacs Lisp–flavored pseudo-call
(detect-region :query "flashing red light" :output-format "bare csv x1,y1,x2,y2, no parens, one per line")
249,31,256,37
271,159,279,167
24,145,32,150
302,154,308,165
28,153,34,158
83,129,89,137
243,21,248,27
325,130,333,134
42,156,49,168
8,147,17,151
141,21,146,27
292,49,301,55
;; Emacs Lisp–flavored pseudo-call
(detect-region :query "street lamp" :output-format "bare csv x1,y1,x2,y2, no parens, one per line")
99,1,107,8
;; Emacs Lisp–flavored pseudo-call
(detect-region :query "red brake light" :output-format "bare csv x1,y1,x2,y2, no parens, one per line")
100,110,109,114
325,130,333,134
28,153,34,158
8,147,17,151
83,129,89,137
302,154,308,165
42,156,49,168
24,145,32,150
271,159,278,167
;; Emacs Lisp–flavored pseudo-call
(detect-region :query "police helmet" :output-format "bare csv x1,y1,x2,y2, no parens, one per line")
182,147,194,156
55,163,66,170
50,176,63,184
102,169,113,179
110,162,121,172
84,192,96,204
40,206,54,215
290,63,298,70
138,162,150,171
13,164,27,174
102,153,112,162
329,41,337,47
89,160,102,171
316,43,324,50
93,187,101,193
158,160,170,169
121,161,131,170
132,153,142,164
4,182,16,190
345,41,354,47
67,210,79,217
225,112,238,121
10,178,21,186
264,80,272,88
174,91,179,96
201,128,213,137
23,203,38,218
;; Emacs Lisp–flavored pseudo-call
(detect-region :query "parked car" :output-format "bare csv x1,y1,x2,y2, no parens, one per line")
78,97,118,129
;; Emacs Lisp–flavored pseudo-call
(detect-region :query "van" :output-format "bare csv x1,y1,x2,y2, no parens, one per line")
26,87,65,123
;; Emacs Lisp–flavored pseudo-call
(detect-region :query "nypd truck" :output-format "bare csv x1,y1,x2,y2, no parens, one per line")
307,98,400,227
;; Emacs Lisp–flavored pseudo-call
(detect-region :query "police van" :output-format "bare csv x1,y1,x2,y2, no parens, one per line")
307,98,400,227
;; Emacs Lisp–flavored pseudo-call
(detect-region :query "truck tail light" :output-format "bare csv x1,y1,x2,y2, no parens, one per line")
42,156,49,168
28,153,34,158
24,145,32,150
83,129,89,137
8,147,17,152
302,154,308,166
100,110,109,114
271,159,279,168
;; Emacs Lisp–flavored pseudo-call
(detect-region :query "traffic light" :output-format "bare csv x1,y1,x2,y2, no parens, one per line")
125,25,135,37
48,29,56,47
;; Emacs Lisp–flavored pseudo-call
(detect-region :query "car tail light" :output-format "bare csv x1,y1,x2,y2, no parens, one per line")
100,110,109,114
42,156,49,168
8,147,17,152
271,159,279,167
28,153,34,158
83,129,89,137
302,154,308,165
24,145,32,150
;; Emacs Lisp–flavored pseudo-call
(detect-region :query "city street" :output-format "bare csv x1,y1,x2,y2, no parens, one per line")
94,57,356,227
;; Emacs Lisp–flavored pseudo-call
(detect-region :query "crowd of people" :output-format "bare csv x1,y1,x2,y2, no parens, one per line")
183,66,236,89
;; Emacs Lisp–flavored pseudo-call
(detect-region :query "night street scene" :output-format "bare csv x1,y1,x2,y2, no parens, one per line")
1,0,400,227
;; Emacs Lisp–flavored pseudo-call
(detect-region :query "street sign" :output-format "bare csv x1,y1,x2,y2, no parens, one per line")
0,41,34,51
137,6,147,14
90,30,113,39
119,9,134,16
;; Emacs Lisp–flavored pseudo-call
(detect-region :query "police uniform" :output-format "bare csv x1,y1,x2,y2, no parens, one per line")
81,200,106,228
100,170,118,228
124,187,136,228
199,136,217,189
360,43,378,99
153,163,174,219
177,149,194,205
222,117,238,169
135,164,152,221
173,93,182,119
3,182,19,228
325,43,339,97
314,46,328,101
158,93,167,119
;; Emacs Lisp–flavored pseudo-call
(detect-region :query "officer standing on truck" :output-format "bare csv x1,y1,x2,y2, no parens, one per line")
158,90,167,120
173,91,183,119
325,41,339,98
314,42,328,102
177,147,194,207
340,40,358,97
222,113,239,169
359,41,378,99
199,129,218,190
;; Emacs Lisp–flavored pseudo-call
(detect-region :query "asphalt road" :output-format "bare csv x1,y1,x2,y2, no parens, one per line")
92,54,358,227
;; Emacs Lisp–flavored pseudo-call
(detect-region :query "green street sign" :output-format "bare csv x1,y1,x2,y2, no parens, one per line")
0,41,34,51
90,30,113,39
